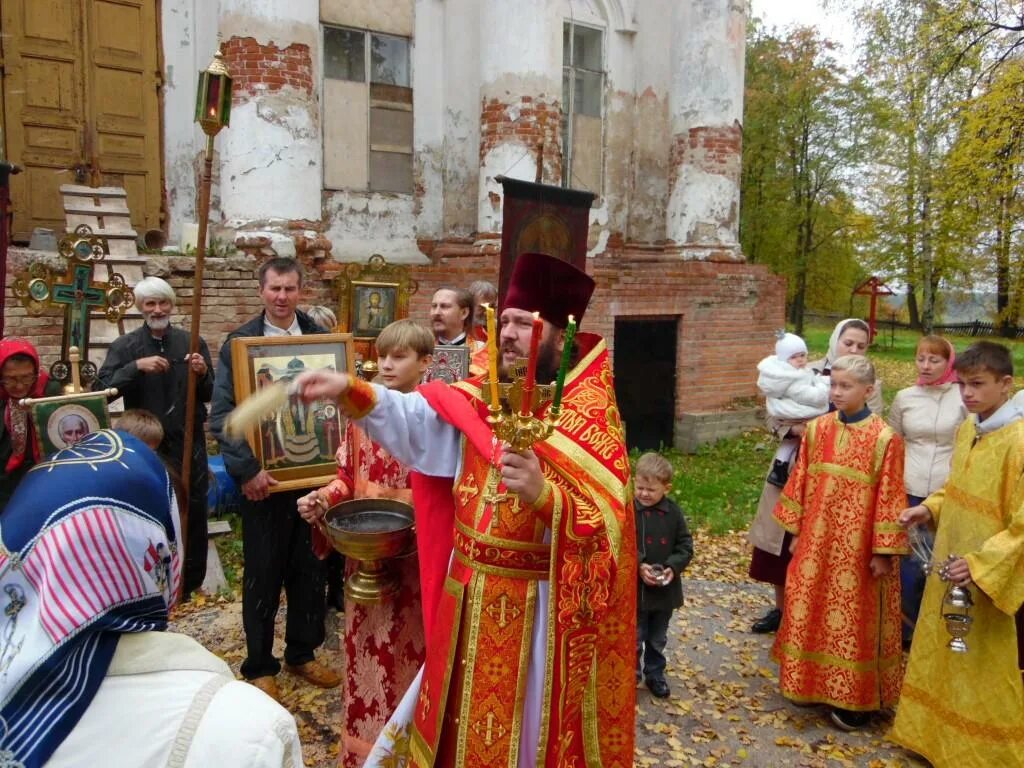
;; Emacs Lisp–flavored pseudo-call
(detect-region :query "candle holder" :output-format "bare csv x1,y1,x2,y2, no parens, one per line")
482,356,560,452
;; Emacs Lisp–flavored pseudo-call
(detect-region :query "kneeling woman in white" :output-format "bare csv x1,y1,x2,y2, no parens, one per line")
0,430,304,768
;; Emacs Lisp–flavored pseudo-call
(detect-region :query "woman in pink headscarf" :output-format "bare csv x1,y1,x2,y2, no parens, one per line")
887,335,966,646
0,337,61,510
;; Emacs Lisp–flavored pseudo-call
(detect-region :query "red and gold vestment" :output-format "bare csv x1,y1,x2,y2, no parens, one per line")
344,333,636,768
772,411,908,711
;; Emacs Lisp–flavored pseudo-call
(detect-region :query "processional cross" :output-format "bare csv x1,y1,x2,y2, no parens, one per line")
13,225,134,388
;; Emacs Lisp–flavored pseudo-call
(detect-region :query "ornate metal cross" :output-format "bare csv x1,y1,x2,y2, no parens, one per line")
13,225,134,387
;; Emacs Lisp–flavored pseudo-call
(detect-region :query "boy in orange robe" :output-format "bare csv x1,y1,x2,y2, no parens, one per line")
298,319,434,767
773,354,909,731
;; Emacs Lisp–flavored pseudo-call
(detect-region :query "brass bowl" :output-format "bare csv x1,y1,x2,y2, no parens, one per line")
323,498,415,605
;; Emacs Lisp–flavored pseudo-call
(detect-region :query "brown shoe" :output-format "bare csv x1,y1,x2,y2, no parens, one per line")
284,659,341,689
249,675,280,702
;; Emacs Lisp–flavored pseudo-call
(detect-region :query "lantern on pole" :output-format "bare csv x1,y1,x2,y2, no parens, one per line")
194,48,233,135
180,46,232,595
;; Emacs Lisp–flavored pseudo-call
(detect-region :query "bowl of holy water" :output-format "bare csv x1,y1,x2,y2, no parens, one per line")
323,498,416,605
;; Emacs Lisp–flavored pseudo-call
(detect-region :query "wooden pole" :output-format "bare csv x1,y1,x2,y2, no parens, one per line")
180,133,215,595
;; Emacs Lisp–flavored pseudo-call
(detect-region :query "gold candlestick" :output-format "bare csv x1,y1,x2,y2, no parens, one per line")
482,357,560,452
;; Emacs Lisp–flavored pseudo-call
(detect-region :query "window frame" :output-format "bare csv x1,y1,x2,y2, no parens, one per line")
321,23,414,194
561,20,606,193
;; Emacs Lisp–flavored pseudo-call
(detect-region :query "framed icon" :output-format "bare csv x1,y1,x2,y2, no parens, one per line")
423,344,471,384
230,333,356,493
27,392,112,457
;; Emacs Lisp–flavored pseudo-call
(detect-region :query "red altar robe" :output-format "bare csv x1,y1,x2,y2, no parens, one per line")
772,411,908,710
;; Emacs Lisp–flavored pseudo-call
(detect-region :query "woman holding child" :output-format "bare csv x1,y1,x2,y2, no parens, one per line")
887,335,965,646
747,319,881,633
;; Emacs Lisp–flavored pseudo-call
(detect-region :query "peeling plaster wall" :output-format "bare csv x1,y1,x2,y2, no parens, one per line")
323,191,420,263
441,0,481,236
218,0,322,228
476,0,562,235
412,0,445,240
627,0,673,243
161,0,220,245
665,0,746,256
158,0,745,265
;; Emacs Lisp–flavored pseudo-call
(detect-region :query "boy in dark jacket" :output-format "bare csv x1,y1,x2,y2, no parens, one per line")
635,452,694,699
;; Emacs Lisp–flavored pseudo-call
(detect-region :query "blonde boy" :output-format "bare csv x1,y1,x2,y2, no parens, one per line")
773,355,907,731
635,452,693,699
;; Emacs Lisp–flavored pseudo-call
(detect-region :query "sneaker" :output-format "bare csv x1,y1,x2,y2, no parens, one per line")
751,608,782,634
645,677,671,699
284,659,341,689
830,708,870,731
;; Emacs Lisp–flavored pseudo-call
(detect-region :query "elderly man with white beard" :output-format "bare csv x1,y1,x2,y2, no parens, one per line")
97,276,214,598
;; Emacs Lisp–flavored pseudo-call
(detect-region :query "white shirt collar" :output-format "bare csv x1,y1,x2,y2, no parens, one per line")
438,332,467,345
263,315,302,337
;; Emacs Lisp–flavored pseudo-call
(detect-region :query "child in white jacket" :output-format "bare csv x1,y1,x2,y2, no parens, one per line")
757,333,830,486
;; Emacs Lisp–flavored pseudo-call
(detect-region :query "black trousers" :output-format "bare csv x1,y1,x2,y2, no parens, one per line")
239,490,326,679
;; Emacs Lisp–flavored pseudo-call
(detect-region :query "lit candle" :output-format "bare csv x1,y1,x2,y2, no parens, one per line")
486,304,500,408
520,312,542,416
551,314,576,412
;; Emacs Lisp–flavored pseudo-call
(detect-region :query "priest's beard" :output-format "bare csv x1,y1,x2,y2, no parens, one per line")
499,335,561,384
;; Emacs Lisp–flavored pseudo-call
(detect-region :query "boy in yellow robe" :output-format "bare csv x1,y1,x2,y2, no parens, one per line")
773,355,908,731
891,341,1024,767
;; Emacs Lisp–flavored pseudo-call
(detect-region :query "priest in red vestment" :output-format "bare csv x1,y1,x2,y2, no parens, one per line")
295,252,636,768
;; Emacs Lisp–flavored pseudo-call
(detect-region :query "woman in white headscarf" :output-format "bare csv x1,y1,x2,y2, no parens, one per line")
747,318,882,633
0,430,304,768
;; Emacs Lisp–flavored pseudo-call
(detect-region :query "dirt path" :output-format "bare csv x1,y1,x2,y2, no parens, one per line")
172,568,926,767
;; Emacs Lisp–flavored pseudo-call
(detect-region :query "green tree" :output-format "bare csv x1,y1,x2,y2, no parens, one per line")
741,24,870,333
943,60,1024,330
855,0,981,333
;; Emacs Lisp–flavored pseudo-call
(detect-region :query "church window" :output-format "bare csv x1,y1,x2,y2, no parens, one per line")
323,26,413,194
561,22,604,193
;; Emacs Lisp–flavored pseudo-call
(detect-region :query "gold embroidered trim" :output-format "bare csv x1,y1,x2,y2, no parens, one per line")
901,681,1024,741
509,582,538,768
535,490,563,761
808,462,872,485
776,640,903,672
453,551,550,580
455,574,487,766
530,480,553,512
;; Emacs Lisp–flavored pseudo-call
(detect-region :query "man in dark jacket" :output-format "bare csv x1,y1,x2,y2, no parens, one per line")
635,452,694,699
209,257,339,702
97,277,214,597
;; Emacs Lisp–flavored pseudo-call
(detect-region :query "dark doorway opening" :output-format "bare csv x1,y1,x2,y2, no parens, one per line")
613,317,678,451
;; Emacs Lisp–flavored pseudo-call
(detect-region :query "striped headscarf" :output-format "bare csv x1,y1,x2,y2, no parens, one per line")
0,430,180,768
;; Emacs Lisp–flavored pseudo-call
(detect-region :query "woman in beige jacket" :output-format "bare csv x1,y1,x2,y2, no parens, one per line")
888,335,965,646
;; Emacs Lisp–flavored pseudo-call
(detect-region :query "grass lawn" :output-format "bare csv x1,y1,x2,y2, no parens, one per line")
657,322,1024,535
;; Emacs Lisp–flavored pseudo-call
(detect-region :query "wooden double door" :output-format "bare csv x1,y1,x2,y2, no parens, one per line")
1,0,163,241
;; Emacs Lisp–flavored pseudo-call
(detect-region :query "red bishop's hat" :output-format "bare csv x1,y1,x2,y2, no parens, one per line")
502,252,595,328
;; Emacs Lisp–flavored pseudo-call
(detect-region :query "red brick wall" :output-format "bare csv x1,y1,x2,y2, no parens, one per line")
2,247,784,429
222,36,313,99
479,97,563,184
668,123,743,195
